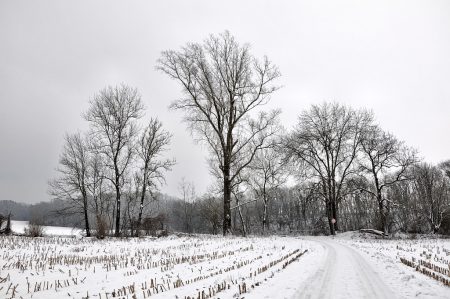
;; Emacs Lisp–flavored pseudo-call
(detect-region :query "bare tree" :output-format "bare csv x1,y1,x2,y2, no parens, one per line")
49,133,92,236
84,84,144,237
248,144,288,233
199,194,223,235
135,118,175,236
179,178,196,233
412,163,450,233
230,173,252,236
441,160,450,180
293,182,321,232
158,31,281,235
284,102,373,235
85,149,110,237
359,125,418,234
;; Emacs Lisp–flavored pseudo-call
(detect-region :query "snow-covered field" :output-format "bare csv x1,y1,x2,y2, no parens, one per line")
337,233,450,299
0,226,312,299
1,223,450,299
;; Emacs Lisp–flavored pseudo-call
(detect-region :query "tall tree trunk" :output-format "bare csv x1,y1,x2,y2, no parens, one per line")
332,200,338,232
136,177,147,237
83,193,91,237
378,200,386,233
238,205,247,237
262,198,268,234
223,165,232,235
115,184,121,237
326,200,335,235
326,179,336,235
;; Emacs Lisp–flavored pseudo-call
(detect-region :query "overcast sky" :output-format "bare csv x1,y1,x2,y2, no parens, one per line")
1,0,449,204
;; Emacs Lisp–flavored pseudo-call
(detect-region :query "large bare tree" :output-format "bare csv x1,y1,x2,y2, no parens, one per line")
284,102,373,235
49,132,92,236
84,84,144,237
135,118,175,235
157,31,281,235
359,125,418,234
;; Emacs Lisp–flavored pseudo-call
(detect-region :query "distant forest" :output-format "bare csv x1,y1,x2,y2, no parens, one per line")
0,199,80,227
0,193,220,234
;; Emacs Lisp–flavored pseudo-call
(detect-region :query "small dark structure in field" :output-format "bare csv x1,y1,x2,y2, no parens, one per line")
0,213,12,235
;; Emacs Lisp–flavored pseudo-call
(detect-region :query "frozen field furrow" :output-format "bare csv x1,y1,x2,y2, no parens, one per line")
0,235,316,299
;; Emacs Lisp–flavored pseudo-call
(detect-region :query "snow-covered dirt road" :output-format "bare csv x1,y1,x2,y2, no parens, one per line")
295,239,394,299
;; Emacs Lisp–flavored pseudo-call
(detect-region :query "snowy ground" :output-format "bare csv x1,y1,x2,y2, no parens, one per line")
10,220,84,237
336,232,450,299
1,223,450,299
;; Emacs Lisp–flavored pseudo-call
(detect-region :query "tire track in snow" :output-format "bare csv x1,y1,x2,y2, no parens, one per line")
295,239,395,299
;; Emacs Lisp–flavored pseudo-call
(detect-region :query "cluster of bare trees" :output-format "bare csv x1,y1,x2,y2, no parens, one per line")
159,31,450,237
49,85,175,237
282,102,423,235
47,31,450,238
186,152,450,237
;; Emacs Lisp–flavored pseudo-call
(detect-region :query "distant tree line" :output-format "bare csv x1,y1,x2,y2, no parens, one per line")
0,199,80,227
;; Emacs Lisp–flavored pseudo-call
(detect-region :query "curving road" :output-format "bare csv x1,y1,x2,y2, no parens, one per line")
295,239,395,299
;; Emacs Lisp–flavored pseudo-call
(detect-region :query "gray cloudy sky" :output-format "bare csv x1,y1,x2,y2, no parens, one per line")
1,0,449,204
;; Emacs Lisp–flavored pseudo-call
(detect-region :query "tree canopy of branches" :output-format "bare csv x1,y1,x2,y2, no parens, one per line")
358,125,418,234
248,144,288,233
84,84,145,237
135,118,175,236
284,102,373,235
49,84,175,238
49,133,92,236
412,163,450,232
158,31,281,235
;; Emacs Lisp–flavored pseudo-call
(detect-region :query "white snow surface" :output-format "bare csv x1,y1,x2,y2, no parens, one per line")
1,228,450,298
10,220,83,236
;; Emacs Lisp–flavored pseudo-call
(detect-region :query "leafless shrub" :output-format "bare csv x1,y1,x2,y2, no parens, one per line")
25,219,45,237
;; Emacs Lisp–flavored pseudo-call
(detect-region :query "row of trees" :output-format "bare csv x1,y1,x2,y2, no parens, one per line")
140,158,450,237
157,31,449,236
48,31,449,237
282,103,419,235
49,85,175,237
